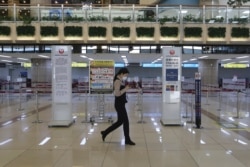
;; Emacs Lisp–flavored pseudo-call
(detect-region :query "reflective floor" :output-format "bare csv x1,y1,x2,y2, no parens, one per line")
0,92,250,167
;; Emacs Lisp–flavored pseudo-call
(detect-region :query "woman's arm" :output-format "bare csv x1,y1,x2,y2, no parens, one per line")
114,80,129,97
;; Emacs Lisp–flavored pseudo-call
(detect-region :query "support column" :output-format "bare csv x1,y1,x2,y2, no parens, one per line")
198,59,219,86
31,58,52,83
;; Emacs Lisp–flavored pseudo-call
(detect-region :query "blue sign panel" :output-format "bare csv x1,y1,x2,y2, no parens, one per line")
166,69,178,81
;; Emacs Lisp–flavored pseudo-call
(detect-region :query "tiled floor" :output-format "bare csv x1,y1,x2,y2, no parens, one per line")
0,92,250,167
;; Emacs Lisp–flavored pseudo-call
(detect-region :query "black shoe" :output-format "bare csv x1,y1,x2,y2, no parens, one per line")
101,131,106,142
125,140,136,145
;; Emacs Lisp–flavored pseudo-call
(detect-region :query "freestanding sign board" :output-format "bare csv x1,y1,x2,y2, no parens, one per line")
161,47,182,125
49,45,74,127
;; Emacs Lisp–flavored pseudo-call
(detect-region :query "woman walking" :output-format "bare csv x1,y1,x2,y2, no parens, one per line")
101,68,135,145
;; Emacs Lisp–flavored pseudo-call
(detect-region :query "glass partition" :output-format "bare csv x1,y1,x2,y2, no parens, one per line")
205,6,227,23
88,6,110,22
134,6,156,22
181,6,203,23
40,6,63,21
157,6,180,23
228,7,250,24
110,6,133,22
0,6,14,21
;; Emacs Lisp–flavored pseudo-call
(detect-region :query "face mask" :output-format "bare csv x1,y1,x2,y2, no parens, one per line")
122,76,127,81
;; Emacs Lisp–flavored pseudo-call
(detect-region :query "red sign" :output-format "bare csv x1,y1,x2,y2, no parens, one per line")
59,49,64,54
169,50,175,55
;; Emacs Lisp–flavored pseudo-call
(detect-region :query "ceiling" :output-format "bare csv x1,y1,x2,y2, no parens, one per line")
1,52,249,66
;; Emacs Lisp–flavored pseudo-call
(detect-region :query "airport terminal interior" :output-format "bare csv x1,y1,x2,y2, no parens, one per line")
2,0,250,167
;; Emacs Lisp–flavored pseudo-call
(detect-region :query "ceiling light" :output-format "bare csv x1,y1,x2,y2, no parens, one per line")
1,60,12,62
198,56,208,59
38,55,49,58
236,56,249,59
181,10,187,13
190,58,197,61
221,59,231,61
80,55,87,58
0,55,11,58
17,58,29,61
243,11,250,14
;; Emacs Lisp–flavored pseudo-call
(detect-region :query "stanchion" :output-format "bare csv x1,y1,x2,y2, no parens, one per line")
186,92,194,123
182,93,189,118
235,90,240,118
217,88,222,111
32,90,43,123
137,89,145,124
17,88,24,111
1,93,3,104
81,92,90,123
205,86,210,105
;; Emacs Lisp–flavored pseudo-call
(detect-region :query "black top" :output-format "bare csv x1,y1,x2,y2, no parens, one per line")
115,79,127,104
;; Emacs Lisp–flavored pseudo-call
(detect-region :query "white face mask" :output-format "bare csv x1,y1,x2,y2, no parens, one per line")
122,76,128,81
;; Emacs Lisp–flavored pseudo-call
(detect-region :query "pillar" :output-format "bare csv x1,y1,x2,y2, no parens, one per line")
31,58,52,83
198,59,219,86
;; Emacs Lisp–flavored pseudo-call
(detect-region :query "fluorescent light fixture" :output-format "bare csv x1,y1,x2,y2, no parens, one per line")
183,46,192,49
0,138,13,145
110,47,119,51
88,58,94,60
38,137,51,145
119,47,129,51
71,62,87,67
238,61,249,63
17,58,29,61
223,63,249,68
38,55,49,58
121,55,126,58
87,46,97,49
115,63,125,67
190,58,197,61
143,63,162,67
80,55,87,58
1,60,12,62
0,55,11,58
236,56,249,59
243,10,250,14
216,15,223,18
181,10,187,13
129,50,140,54
240,15,248,18
198,56,208,59
141,46,150,49
193,46,202,50
183,64,198,68
221,59,231,61
182,60,188,63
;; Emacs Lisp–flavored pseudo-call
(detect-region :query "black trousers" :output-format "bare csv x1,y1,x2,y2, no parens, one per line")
103,102,130,140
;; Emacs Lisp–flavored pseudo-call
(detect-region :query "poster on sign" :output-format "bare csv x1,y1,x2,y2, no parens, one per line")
49,45,73,127
161,47,182,126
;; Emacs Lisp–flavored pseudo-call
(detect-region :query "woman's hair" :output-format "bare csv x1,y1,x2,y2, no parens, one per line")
113,67,129,82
